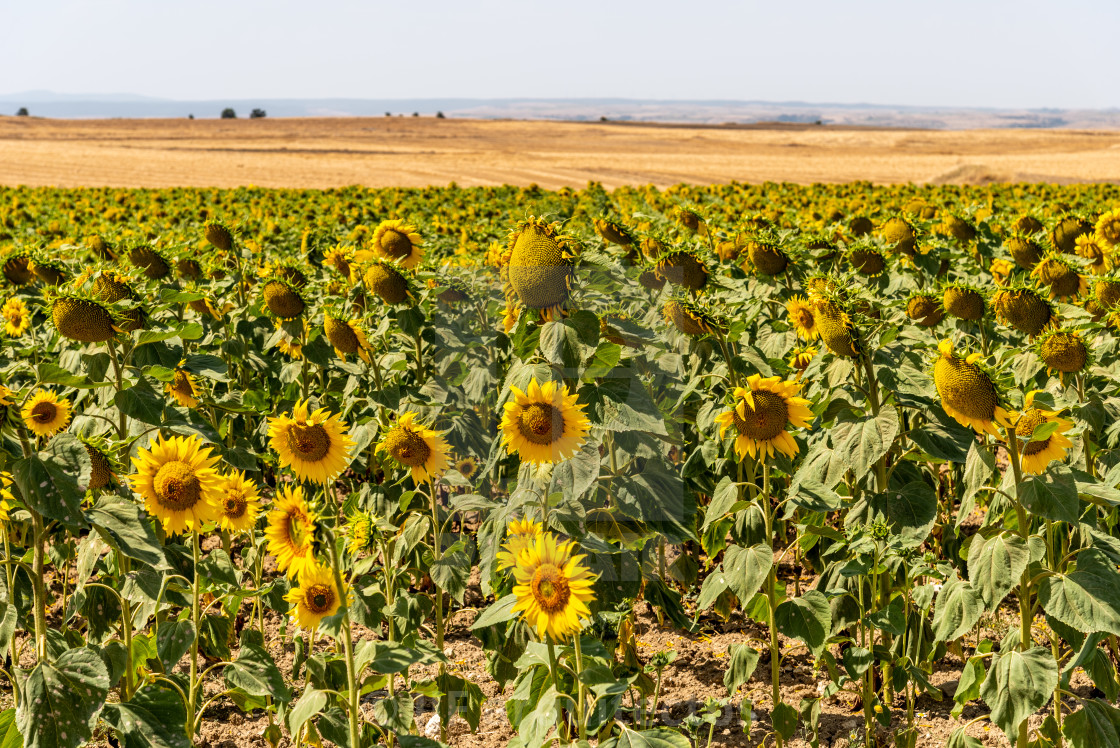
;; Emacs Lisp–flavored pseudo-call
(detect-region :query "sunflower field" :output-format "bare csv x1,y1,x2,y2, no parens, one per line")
2,181,1120,748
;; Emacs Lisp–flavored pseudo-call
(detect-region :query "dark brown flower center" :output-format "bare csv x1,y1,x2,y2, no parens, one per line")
384,427,431,467
305,584,335,613
530,564,570,614
731,390,789,442
153,461,202,511
287,423,331,462
223,490,248,520
519,403,562,445
30,402,56,423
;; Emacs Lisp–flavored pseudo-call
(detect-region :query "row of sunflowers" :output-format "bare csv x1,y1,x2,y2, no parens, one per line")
0,180,1118,748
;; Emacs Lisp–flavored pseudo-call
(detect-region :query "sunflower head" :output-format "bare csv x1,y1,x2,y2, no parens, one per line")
906,293,944,327
1013,392,1075,475
50,292,118,343
932,339,1009,438
675,206,705,233
846,242,887,276
788,346,818,374
272,264,309,289
1051,215,1092,253
83,440,117,491
655,249,709,291
285,561,349,631
506,217,578,315
511,533,596,641
215,470,261,533
786,296,819,340
849,216,874,236
879,216,917,255
266,484,318,578
811,294,861,358
204,220,236,252
496,517,544,570
662,298,718,337
22,390,71,438
167,367,199,408
370,219,423,269
346,511,376,556
375,412,450,483
429,276,471,304
942,284,986,321
1036,329,1090,379
1013,215,1044,235
744,239,788,276
714,374,813,461
1074,234,1111,274
324,312,370,362
455,456,479,480
29,256,67,286
127,244,172,280
262,279,306,320
1006,233,1045,270
594,218,635,247
499,379,591,465
638,264,666,291
992,286,1055,337
87,235,116,261
363,260,414,305
1032,253,1088,301
268,400,355,485
1093,277,1120,310
129,434,223,536
940,213,976,243
990,258,1015,286
2,250,34,286
3,297,30,338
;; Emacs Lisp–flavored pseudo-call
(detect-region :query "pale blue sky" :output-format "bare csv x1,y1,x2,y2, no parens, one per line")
2,0,1117,108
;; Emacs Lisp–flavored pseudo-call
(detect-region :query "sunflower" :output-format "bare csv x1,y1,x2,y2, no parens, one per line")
1032,254,1088,301
786,296,819,340
363,260,413,305
166,368,199,408
3,297,29,337
369,219,423,269
262,280,306,320
1006,234,1044,270
788,346,818,376
85,441,116,490
129,434,223,536
511,533,596,641
375,412,450,483
324,314,372,363
1012,392,1074,475
127,244,171,280
506,217,578,318
992,287,1054,337
715,374,813,461
204,220,235,251
456,456,479,480
265,484,318,579
346,511,375,556
879,216,917,255
51,295,117,343
1036,329,1089,382
1075,234,1111,274
22,390,71,437
2,252,32,285
215,471,262,534
276,333,303,360
497,517,545,570
906,294,945,327
942,284,985,321
594,218,634,247
323,246,353,278
0,473,12,523
745,240,788,276
990,258,1015,286
656,250,709,291
662,298,718,337
499,379,591,465
932,339,1012,438
846,245,886,276
268,401,354,485
285,561,349,631
811,296,861,358
1052,216,1092,254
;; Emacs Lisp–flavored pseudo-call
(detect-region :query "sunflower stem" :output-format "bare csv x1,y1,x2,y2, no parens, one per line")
546,639,567,742
761,461,783,748
325,523,362,748
1076,374,1095,478
572,633,588,742
1004,424,1034,670
29,511,47,664
2,528,18,704
427,477,448,742
188,530,201,741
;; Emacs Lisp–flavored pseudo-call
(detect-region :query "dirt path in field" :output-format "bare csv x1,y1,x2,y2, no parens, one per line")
3,116,1120,189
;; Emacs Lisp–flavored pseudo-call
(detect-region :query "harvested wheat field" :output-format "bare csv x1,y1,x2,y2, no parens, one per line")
4,115,1120,188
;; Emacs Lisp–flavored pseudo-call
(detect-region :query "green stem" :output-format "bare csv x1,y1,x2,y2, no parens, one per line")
326,525,361,748
573,634,587,742
546,640,567,742
29,512,46,664
761,461,783,748
2,529,18,704
428,477,447,742
188,531,201,739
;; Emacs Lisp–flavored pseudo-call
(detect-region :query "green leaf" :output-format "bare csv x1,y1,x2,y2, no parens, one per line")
600,727,692,748
372,690,415,734
437,672,485,732
224,644,291,702
952,655,987,719
932,574,983,643
1030,420,1061,443
12,435,90,528
834,406,899,481
430,548,472,605
88,495,169,569
723,544,773,605
354,640,444,676
967,532,1029,609
774,590,831,659
115,385,165,426
1019,467,1080,523
1038,548,1120,636
36,363,110,389
136,322,203,346
16,647,110,748
946,726,984,748
773,701,800,741
960,442,996,526
1063,699,1120,748
286,687,328,739
101,684,189,748
0,708,20,748
980,646,1058,741
723,644,760,696
470,594,518,630
156,621,195,673
198,549,239,588
701,477,740,532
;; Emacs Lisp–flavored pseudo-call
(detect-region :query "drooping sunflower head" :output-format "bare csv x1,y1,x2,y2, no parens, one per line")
370,219,423,269
879,216,918,255
127,244,172,280
846,242,887,276
1032,253,1088,301
496,517,545,570
285,561,349,631
811,294,861,358
1095,209,1120,247
1006,233,1045,270
637,263,666,291
28,256,67,286
261,279,306,320
272,263,309,289
1093,277,1120,310
92,270,145,332
129,434,223,536
83,439,117,491
429,276,471,305
675,206,705,234
1013,214,1044,236
2,250,34,286
22,389,71,438
268,400,355,485
942,284,986,321
744,239,789,276
655,249,709,292
323,245,354,279
788,346,818,375
362,260,414,305
1074,234,1111,274
992,286,1055,337
176,255,203,281
204,220,236,252
215,470,261,534
166,367,199,409
375,412,450,483
499,378,591,465
345,511,375,556
506,216,578,316
594,217,635,247
1013,391,1074,475
906,293,945,327
1036,329,1090,380
511,533,596,641
932,339,1010,438
990,258,1015,286
849,216,874,236
1051,215,1092,254
714,374,814,461
940,212,976,243
265,484,318,579
324,312,371,363
87,234,116,261
662,297,719,337
275,332,303,360
785,296,819,340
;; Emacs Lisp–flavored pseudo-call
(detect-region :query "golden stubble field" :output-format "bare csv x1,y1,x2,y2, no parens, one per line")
3,115,1120,188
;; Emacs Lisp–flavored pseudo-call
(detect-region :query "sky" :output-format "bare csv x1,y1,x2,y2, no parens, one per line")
2,0,1117,109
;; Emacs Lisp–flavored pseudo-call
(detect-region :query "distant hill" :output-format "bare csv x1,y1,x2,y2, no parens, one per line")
3,92,1120,129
